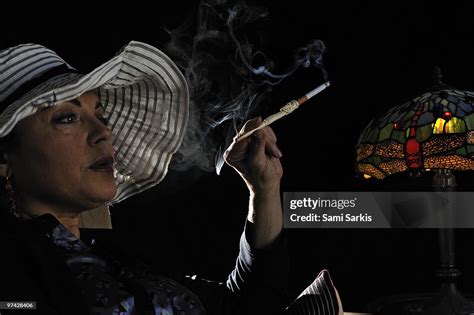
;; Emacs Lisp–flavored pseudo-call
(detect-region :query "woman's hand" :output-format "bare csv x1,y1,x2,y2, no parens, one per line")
224,117,284,248
224,117,283,194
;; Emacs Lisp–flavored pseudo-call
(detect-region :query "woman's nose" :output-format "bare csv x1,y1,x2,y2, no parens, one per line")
87,117,112,146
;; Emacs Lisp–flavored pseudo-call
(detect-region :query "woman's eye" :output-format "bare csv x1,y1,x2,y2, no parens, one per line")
55,113,78,124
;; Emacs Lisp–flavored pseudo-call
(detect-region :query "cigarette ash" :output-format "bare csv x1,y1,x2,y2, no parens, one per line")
163,0,327,175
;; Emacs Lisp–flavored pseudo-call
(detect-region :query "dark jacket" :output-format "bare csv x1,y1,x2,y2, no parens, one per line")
0,212,290,315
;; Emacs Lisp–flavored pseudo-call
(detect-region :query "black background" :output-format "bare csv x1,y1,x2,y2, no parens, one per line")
3,1,474,312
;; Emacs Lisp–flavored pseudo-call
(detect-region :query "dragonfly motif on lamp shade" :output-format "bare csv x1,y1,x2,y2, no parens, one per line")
356,88,474,180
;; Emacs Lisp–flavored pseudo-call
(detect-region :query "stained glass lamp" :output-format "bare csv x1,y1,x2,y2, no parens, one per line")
355,68,474,314
356,73,474,179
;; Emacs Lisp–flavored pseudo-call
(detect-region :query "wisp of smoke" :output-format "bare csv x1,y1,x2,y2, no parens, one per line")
164,0,327,175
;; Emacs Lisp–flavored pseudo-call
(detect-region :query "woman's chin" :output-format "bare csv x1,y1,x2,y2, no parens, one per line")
86,181,118,205
100,186,118,203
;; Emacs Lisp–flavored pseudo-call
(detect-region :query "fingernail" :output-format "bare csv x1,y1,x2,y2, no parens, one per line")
277,149,283,157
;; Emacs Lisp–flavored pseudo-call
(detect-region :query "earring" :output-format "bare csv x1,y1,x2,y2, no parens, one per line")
5,172,20,219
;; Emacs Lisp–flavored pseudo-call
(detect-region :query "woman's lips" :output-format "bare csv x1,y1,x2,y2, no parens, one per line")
89,156,114,173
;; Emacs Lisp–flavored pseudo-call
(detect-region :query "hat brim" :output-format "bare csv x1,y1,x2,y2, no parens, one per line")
0,41,189,204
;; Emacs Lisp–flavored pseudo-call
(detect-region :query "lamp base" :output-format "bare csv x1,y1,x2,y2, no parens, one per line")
369,284,474,315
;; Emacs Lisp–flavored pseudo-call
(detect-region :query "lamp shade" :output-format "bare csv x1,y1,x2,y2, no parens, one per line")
356,88,474,179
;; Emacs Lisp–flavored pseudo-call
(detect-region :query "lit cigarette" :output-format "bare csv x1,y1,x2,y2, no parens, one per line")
236,81,331,141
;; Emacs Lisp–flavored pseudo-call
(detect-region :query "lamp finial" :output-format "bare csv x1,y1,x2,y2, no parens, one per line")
433,66,443,86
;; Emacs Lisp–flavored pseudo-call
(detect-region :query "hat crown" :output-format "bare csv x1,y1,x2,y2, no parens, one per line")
0,43,76,107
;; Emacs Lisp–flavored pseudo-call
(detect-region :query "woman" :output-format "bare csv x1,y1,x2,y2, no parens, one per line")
0,42,340,314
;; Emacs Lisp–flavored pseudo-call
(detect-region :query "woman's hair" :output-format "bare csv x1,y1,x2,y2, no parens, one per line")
0,130,15,164
0,131,17,220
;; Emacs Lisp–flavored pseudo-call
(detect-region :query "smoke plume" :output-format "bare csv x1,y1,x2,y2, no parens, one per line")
164,0,327,175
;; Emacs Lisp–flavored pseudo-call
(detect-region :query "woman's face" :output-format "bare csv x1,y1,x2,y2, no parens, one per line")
7,91,117,215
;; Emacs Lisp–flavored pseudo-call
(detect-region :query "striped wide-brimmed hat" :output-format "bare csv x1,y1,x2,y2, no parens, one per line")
0,41,189,204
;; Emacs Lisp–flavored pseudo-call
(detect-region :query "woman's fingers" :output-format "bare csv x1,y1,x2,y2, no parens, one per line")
234,117,262,139
225,117,282,166
263,124,277,142
262,126,281,158
225,117,261,161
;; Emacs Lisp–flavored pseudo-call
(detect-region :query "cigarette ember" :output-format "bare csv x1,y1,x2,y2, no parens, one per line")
236,81,331,141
